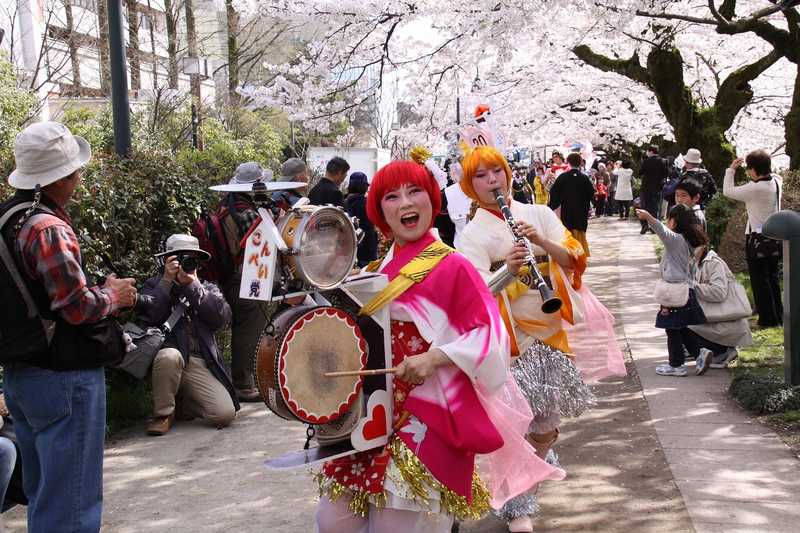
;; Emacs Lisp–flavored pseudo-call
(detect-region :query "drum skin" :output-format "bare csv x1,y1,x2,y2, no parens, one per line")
255,306,367,424
277,206,357,290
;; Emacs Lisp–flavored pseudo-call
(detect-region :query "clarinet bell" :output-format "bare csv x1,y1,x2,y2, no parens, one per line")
541,296,563,314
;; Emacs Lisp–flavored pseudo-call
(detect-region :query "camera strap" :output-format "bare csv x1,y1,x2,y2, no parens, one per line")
162,297,189,333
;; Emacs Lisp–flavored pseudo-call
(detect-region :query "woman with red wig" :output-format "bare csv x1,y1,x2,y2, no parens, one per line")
315,160,563,533
458,146,624,533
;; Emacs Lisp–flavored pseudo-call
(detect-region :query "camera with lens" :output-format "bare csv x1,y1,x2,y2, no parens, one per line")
177,254,199,274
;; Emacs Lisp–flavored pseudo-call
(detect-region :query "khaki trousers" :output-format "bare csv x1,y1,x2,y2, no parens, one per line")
151,348,235,427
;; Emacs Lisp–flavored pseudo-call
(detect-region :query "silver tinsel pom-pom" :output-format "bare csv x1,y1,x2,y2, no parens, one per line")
495,492,539,522
511,341,596,420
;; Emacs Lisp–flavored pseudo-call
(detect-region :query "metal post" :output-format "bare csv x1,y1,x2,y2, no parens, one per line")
456,97,460,125
107,0,131,157
764,210,800,386
191,103,199,149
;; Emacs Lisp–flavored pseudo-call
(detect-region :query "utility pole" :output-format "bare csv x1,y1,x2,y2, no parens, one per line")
185,0,203,150
107,0,131,157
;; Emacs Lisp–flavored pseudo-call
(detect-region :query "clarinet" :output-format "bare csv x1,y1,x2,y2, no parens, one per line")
492,189,563,314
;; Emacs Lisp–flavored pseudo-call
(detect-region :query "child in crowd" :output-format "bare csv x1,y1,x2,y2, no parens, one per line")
636,205,709,377
674,179,706,231
594,177,608,218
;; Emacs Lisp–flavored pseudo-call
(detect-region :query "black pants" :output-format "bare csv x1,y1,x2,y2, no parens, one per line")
617,201,631,219
594,197,606,216
640,192,660,230
746,237,783,327
666,328,729,367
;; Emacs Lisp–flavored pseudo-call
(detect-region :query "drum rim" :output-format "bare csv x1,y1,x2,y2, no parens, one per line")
277,306,367,424
290,207,357,289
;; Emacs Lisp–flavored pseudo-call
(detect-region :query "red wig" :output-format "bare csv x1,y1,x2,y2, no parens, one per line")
366,160,442,236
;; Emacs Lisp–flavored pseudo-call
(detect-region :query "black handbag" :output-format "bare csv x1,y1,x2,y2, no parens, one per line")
115,298,188,380
116,323,165,380
746,179,782,260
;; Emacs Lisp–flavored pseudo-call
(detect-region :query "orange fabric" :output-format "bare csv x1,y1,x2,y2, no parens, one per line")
497,296,520,358
549,228,587,325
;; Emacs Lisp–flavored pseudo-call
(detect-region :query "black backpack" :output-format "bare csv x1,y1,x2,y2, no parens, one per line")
0,202,53,364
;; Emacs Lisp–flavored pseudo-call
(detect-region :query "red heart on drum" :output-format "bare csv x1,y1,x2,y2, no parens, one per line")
351,389,391,451
361,404,387,441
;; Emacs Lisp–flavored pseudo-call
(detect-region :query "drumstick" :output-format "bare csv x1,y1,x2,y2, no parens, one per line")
324,368,396,378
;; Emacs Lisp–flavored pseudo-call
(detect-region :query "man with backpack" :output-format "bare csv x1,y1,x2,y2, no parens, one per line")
0,122,137,532
199,162,276,402
678,148,717,209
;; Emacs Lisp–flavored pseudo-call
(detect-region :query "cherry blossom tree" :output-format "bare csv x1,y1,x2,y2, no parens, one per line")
242,0,793,173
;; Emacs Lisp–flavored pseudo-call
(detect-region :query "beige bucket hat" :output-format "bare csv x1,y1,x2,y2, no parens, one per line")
9,122,92,190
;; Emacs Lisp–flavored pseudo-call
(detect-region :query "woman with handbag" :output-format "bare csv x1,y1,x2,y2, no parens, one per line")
636,205,709,377
723,150,783,327
686,246,753,368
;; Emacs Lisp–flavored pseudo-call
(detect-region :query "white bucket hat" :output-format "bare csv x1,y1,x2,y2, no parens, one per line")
229,162,273,184
9,122,92,190
154,234,211,261
681,148,702,165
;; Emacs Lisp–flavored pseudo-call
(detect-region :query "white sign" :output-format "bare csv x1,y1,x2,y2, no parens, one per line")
239,214,278,302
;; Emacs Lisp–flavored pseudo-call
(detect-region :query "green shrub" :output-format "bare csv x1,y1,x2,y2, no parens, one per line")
105,369,153,436
730,370,800,414
0,57,36,178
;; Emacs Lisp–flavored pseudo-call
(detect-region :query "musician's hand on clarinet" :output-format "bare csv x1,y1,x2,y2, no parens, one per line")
505,242,528,276
395,348,449,385
514,221,544,246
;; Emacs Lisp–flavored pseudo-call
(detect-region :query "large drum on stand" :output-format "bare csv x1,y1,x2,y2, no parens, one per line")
255,305,368,437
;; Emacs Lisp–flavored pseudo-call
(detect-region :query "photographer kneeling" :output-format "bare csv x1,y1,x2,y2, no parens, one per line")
140,234,239,436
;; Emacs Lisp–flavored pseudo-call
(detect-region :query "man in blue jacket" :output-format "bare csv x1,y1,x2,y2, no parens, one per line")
140,234,239,436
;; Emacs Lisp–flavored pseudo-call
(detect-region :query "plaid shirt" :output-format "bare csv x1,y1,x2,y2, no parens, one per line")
16,206,118,325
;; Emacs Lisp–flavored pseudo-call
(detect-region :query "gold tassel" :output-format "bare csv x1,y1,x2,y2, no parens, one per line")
387,439,491,521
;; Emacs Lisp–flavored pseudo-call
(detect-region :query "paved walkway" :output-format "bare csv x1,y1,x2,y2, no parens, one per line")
616,216,800,533
4,217,800,532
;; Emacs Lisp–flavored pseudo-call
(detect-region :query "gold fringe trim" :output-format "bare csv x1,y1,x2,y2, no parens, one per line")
315,439,491,520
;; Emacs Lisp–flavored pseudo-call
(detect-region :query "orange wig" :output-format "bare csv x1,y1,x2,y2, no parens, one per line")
459,146,513,204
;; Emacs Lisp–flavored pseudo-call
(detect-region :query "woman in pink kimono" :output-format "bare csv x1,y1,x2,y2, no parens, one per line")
315,160,563,533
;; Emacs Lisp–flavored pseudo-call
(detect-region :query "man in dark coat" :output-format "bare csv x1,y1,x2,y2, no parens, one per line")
140,234,239,436
309,156,349,207
638,145,668,234
548,152,595,255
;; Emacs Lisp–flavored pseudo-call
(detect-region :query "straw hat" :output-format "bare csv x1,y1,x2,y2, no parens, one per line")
9,122,92,190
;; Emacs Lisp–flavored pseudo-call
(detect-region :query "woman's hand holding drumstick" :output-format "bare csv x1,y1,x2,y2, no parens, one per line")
325,348,453,385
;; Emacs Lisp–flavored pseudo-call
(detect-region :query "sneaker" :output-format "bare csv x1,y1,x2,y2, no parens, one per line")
656,364,688,377
710,348,738,369
695,348,712,375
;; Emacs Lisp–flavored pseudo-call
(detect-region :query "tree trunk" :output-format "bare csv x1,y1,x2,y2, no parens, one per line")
225,0,239,105
574,44,779,179
786,64,800,170
126,0,140,92
164,0,179,88
63,0,81,90
97,0,111,95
